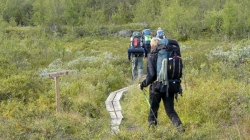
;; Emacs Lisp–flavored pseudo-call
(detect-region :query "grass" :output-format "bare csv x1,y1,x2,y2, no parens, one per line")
0,27,249,139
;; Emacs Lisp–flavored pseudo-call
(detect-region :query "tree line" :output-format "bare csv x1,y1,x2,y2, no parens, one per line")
0,0,249,40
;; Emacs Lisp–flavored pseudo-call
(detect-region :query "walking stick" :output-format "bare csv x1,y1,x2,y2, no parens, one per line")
142,89,159,125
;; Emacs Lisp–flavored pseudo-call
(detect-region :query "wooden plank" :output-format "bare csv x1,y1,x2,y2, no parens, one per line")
115,111,123,119
113,101,121,111
114,87,129,94
111,118,122,126
105,92,117,102
105,102,115,112
106,85,134,129
106,80,147,130
46,70,70,78
113,91,124,101
109,111,117,119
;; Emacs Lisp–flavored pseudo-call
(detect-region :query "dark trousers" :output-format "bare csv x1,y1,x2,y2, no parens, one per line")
145,44,151,54
148,84,182,127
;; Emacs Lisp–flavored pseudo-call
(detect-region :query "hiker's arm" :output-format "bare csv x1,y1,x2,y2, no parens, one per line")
128,52,131,61
141,56,156,87
143,44,148,57
127,44,131,61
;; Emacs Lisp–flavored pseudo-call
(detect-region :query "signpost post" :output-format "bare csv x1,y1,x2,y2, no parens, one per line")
46,70,70,113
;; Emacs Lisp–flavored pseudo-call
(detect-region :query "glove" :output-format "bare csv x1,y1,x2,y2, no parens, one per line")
138,83,144,90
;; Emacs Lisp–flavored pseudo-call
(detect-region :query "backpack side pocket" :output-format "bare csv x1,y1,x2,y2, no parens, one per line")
168,80,180,93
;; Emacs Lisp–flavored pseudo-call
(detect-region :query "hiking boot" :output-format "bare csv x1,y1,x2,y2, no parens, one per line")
177,124,185,133
171,117,185,133
172,117,181,126
148,121,157,129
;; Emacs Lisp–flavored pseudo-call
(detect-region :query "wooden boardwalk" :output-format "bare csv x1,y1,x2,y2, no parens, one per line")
105,86,131,132
105,76,145,132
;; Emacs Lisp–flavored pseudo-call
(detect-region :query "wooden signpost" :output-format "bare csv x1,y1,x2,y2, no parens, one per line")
45,70,70,113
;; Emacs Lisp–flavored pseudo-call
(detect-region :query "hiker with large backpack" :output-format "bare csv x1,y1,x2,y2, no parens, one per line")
138,36,185,133
128,31,148,81
156,27,166,39
142,29,152,54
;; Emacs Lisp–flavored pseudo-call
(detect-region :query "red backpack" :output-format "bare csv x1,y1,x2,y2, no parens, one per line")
132,35,142,48
127,31,144,54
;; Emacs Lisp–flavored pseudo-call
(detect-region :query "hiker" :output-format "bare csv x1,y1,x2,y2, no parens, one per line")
156,27,166,39
142,29,152,54
128,31,148,81
138,37,185,132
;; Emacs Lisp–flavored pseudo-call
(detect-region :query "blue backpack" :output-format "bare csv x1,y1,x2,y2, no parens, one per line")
156,29,165,39
143,29,151,45
143,29,151,35
154,39,183,97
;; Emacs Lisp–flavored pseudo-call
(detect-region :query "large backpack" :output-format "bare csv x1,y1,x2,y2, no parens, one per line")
156,29,165,39
143,29,151,45
154,39,183,97
128,31,144,54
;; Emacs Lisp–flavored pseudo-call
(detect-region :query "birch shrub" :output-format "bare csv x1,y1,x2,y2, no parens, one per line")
0,27,249,139
0,28,131,139
206,41,250,82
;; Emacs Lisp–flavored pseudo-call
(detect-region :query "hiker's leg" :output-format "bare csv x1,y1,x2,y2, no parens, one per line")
132,56,138,80
146,44,151,54
137,56,143,79
148,85,161,125
162,93,183,127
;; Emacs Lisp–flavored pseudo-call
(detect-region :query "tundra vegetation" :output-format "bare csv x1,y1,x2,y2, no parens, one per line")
0,0,250,139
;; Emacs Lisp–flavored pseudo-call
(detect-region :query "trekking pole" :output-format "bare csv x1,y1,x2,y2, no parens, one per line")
142,89,159,125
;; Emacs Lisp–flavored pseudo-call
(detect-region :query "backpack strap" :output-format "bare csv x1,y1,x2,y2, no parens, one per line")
157,39,169,51
157,44,166,50
168,79,181,83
